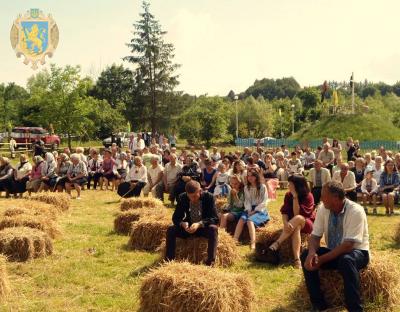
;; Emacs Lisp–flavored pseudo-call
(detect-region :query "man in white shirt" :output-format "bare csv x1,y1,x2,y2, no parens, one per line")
332,163,357,201
132,133,145,154
163,154,182,204
308,160,331,205
143,156,164,200
302,146,316,170
370,156,383,184
301,181,369,312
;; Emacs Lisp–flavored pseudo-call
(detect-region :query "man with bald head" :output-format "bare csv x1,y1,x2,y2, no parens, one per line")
301,181,369,312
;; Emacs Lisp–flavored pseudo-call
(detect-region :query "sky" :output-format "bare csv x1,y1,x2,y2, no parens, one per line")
1,0,400,96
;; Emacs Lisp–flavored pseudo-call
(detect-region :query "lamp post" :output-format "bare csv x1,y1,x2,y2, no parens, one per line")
234,95,239,139
291,104,295,135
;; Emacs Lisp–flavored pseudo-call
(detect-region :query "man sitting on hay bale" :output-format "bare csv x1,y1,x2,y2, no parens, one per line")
301,181,369,312
165,180,219,266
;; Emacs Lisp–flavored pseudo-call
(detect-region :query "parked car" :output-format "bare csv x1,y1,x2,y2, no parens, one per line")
11,127,61,149
102,132,131,148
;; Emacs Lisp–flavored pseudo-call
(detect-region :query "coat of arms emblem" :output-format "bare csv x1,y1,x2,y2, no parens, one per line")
10,8,59,70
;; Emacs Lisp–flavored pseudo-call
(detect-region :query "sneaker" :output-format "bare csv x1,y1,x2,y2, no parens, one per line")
76,196,81,200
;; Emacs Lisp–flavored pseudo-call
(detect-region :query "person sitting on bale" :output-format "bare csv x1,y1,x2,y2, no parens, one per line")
269,174,315,268
301,181,369,312
165,180,219,266
233,169,270,250
219,175,245,230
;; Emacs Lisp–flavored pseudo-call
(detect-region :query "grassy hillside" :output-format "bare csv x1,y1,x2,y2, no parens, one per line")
292,113,400,141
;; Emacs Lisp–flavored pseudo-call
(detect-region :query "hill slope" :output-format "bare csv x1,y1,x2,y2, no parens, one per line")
292,113,400,141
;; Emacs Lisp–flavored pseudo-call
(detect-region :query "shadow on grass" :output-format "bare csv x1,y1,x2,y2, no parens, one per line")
129,258,161,278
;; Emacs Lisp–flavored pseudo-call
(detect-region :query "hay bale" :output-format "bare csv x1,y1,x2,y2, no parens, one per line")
0,256,10,299
3,200,59,220
393,223,400,245
0,227,53,261
140,261,255,312
128,216,171,251
215,197,228,214
120,197,165,211
29,193,70,211
0,215,60,239
255,222,309,263
297,251,400,310
114,207,167,235
159,229,239,267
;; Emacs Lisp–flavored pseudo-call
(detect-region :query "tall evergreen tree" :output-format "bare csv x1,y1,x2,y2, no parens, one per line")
124,1,180,133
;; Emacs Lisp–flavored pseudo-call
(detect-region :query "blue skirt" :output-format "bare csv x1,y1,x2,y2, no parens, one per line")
240,210,270,227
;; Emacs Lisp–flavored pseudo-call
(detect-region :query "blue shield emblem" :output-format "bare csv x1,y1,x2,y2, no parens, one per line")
20,21,49,55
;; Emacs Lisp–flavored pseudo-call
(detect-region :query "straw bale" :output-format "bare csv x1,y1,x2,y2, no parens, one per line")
120,197,165,211
30,193,70,211
0,227,53,261
140,261,254,312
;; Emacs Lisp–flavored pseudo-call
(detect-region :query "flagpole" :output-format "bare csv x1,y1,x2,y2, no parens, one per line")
351,72,355,114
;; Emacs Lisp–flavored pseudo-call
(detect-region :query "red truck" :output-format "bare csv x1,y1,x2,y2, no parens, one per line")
11,127,61,149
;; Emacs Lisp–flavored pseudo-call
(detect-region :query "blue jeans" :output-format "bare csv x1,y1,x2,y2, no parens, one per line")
301,247,369,312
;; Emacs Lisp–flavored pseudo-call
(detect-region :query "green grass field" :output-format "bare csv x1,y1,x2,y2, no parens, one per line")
0,190,399,311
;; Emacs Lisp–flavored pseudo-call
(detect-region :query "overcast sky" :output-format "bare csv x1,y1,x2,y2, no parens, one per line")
1,0,400,95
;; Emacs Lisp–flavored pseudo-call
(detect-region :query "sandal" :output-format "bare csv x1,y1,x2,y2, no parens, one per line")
293,258,302,269
269,240,280,251
250,241,256,250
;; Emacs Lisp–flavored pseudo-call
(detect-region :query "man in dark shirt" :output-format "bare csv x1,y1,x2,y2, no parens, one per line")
165,180,219,266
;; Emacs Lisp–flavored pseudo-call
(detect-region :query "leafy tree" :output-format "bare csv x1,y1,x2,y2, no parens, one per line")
124,1,180,134
179,97,230,146
0,83,29,132
244,77,300,100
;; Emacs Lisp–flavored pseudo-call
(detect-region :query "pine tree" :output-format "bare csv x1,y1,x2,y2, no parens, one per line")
124,1,180,134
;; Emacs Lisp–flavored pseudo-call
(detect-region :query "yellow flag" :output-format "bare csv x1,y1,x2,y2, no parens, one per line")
279,108,282,116
333,90,339,106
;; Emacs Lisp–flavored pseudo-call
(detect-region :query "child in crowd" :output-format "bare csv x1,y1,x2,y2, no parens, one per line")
219,175,245,229
361,169,378,214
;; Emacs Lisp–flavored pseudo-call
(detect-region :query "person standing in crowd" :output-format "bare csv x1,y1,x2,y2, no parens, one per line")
301,181,369,312
163,153,182,205
308,160,331,206
352,158,365,197
13,154,32,197
332,163,357,201
65,154,88,199
233,170,270,250
346,137,356,161
318,143,335,173
269,175,315,268
125,156,148,197
143,156,164,200
379,159,399,215
331,139,342,165
9,137,17,158
33,139,45,157
165,180,219,266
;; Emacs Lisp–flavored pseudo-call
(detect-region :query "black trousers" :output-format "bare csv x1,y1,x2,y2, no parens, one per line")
125,182,146,197
312,187,322,205
301,247,369,312
165,224,218,265
87,172,102,190
346,190,357,202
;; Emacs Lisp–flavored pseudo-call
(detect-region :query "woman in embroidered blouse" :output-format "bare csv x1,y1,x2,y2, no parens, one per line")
65,154,88,199
379,159,399,215
126,156,148,197
269,174,315,268
26,156,44,195
40,152,58,192
100,149,116,191
233,170,270,250
55,153,72,192
0,157,15,198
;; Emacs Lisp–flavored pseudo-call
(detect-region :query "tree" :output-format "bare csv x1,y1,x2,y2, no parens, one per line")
90,64,134,110
244,77,300,100
124,1,180,134
179,97,230,146
0,83,29,132
27,65,126,149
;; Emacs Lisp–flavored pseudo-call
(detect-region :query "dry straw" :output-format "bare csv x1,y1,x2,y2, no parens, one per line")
29,193,70,211
3,199,60,220
114,207,167,235
297,251,400,310
254,221,309,263
159,229,239,267
140,261,255,312
0,256,10,299
0,227,53,261
120,197,165,211
0,215,61,239
127,216,171,251
215,197,228,214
